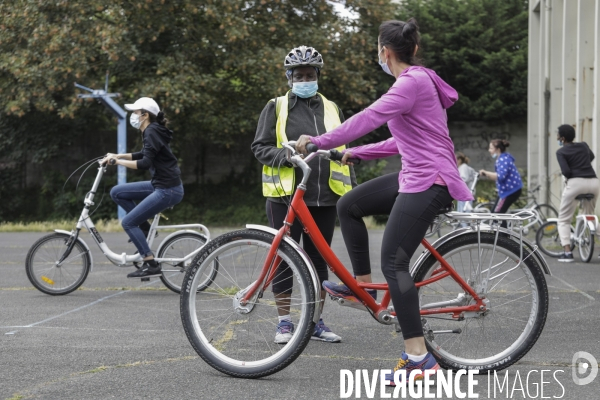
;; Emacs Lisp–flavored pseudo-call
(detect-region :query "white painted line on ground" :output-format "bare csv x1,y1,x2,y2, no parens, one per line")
5,279,162,335
552,276,596,301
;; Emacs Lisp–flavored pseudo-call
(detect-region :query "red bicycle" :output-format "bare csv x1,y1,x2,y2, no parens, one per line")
180,141,550,378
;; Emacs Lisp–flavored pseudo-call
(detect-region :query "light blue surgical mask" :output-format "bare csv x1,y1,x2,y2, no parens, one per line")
292,81,318,98
492,153,498,159
130,113,141,129
378,48,393,76
557,140,563,147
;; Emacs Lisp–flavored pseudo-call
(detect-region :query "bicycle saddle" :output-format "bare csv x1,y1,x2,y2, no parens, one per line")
575,193,595,200
436,203,454,215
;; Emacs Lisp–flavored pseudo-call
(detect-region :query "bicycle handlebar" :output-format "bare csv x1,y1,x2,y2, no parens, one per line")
305,142,361,165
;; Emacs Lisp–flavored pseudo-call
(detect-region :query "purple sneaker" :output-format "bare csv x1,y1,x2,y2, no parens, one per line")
274,321,294,344
322,280,377,303
311,319,341,342
384,352,440,386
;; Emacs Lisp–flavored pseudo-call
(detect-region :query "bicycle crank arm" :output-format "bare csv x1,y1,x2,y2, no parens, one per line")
431,329,462,334
420,293,466,310
329,295,367,311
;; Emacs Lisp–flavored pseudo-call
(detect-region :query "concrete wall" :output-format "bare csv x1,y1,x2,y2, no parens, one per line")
379,120,528,178
528,0,600,205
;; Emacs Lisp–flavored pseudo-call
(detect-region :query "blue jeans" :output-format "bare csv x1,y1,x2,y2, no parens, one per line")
110,181,184,257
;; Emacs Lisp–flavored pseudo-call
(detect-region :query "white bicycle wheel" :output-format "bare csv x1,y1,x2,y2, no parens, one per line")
180,229,317,378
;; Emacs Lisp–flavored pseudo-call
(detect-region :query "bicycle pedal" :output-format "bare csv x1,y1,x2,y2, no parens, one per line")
331,296,367,311
141,278,150,282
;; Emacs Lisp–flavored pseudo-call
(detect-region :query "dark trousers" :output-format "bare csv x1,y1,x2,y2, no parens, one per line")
338,173,453,340
266,200,336,294
493,188,522,229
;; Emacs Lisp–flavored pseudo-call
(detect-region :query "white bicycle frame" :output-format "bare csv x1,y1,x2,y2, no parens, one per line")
65,160,210,268
547,198,598,244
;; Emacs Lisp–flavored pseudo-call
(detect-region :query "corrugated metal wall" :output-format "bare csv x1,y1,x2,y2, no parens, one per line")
528,0,600,206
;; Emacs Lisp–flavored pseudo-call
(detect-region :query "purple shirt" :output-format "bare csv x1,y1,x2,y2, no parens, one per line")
310,66,473,201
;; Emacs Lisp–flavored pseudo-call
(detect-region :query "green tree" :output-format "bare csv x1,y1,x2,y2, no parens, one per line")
397,0,529,121
0,0,395,221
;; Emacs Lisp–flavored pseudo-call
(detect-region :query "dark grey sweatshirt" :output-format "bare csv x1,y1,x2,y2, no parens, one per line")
251,91,356,206
132,122,182,188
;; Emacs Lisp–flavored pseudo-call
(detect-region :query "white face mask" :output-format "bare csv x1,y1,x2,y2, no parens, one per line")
378,48,393,76
130,113,141,129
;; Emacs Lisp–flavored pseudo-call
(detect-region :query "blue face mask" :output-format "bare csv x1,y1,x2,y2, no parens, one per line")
492,153,498,159
378,48,394,76
557,140,563,147
292,81,318,98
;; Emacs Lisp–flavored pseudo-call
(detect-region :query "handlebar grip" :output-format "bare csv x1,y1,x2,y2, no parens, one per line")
329,149,361,165
306,143,319,153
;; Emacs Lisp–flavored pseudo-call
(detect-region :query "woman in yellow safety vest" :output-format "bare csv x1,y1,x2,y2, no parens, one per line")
251,45,355,344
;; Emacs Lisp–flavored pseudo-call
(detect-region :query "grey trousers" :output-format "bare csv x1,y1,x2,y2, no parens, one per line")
558,177,600,246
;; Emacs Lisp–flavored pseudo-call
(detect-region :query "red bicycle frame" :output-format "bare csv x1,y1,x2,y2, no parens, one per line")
241,183,488,320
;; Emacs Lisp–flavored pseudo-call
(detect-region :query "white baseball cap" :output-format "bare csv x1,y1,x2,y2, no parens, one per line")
124,97,160,116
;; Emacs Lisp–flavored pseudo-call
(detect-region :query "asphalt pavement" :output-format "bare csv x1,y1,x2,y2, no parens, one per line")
1,230,599,399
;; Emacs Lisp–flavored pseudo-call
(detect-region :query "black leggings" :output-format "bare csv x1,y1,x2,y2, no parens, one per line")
338,174,453,340
266,200,336,294
493,188,522,228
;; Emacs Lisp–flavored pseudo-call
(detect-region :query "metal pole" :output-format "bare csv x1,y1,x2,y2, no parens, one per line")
75,78,128,220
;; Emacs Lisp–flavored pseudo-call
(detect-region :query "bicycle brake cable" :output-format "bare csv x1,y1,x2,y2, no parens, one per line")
62,156,104,191
75,157,106,193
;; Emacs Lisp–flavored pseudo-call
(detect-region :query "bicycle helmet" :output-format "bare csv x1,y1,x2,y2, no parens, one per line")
284,46,324,70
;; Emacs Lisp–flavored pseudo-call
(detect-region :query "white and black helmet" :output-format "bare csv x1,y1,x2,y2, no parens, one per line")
284,46,324,70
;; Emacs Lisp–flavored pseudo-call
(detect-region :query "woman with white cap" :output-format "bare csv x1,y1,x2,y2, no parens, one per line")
102,97,184,278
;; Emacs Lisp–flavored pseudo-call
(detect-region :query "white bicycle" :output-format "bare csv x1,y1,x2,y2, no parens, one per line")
536,193,598,262
25,159,214,295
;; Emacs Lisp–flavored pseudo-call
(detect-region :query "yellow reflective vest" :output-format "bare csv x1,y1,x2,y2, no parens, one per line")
262,91,352,197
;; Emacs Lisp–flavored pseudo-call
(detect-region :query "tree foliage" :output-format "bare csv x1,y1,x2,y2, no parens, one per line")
397,0,529,121
0,0,395,221
0,0,528,222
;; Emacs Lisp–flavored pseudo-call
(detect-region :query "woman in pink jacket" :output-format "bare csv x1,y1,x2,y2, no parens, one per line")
297,19,472,384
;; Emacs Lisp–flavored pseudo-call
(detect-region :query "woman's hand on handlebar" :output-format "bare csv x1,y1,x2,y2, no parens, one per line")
101,153,118,166
341,151,357,166
295,135,313,155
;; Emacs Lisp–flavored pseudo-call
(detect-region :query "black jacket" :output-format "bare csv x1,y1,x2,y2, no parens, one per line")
251,92,356,207
556,142,596,179
132,122,182,188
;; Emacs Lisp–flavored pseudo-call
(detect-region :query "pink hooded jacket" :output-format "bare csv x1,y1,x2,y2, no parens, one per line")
310,66,473,201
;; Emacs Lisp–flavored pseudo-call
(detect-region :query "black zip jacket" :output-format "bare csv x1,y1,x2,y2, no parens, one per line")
251,91,356,207
132,122,182,188
556,142,596,179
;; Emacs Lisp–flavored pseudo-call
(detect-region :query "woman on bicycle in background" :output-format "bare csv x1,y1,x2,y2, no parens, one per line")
296,19,473,383
251,46,355,344
555,124,599,262
479,139,523,227
102,97,183,279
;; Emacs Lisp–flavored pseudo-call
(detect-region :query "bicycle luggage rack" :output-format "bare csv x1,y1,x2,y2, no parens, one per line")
440,210,540,293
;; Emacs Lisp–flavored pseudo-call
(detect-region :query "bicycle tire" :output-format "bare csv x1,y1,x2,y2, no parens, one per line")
576,222,594,263
414,232,548,372
474,202,495,213
158,232,213,294
536,221,575,257
180,229,317,378
25,233,91,295
534,203,558,224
